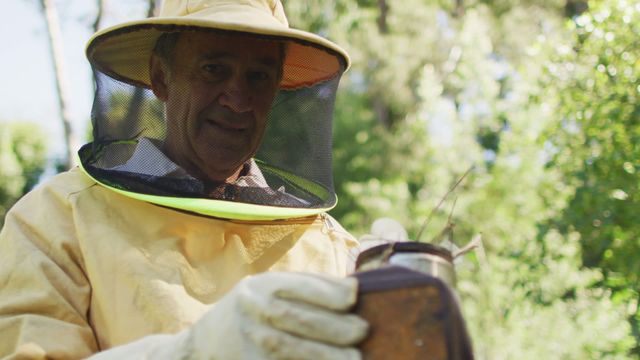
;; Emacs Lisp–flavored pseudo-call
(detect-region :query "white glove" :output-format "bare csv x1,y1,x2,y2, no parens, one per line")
89,272,367,360
357,217,409,252
180,271,367,359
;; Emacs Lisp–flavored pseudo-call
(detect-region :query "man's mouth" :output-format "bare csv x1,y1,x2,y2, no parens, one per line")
205,118,247,132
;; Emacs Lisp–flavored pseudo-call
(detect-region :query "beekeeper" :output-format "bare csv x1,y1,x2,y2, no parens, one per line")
0,0,369,358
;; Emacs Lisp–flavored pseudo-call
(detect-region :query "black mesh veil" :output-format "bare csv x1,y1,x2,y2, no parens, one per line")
80,26,344,215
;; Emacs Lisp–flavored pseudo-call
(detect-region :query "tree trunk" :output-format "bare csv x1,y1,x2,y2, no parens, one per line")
89,0,106,143
377,0,388,34
123,0,158,131
374,0,393,129
93,0,105,32
454,0,464,18
40,0,76,170
565,0,588,17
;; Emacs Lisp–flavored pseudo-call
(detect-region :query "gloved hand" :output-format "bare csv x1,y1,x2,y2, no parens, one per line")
177,271,368,360
357,217,409,252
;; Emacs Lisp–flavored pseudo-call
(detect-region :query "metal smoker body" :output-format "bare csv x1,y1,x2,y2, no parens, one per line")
352,242,474,360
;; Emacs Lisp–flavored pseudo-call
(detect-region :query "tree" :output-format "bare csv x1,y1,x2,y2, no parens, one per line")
0,122,48,228
544,0,640,353
39,0,77,170
284,0,636,356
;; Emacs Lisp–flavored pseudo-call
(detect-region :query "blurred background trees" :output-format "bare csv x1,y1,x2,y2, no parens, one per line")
0,122,47,228
284,0,637,357
1,0,638,357
545,0,640,352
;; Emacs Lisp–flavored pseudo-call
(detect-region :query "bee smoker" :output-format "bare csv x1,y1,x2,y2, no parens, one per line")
351,242,474,360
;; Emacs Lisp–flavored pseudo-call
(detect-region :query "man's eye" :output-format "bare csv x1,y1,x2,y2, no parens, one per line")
202,64,224,74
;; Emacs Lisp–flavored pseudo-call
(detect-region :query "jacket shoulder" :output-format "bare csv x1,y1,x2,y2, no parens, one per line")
7,167,96,216
28,167,96,199
42,167,97,194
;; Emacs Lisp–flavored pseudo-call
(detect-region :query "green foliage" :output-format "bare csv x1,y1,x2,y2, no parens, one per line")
460,231,633,359
285,0,637,357
0,122,48,228
91,89,165,143
544,0,640,353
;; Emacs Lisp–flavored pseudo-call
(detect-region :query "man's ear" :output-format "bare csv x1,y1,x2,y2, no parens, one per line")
149,54,169,101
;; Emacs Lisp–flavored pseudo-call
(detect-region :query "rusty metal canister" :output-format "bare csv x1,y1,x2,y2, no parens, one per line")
352,242,474,360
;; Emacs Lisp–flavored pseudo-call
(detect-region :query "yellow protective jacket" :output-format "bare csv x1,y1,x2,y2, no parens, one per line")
0,168,357,359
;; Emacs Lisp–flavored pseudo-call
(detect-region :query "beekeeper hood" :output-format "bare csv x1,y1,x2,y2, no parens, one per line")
81,0,350,220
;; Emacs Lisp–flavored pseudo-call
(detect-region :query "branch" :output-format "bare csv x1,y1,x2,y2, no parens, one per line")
93,0,105,31
416,166,474,241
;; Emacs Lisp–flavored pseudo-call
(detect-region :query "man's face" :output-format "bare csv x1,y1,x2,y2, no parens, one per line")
150,32,282,182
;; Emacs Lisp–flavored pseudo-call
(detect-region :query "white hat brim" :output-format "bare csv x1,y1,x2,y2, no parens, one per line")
86,8,350,89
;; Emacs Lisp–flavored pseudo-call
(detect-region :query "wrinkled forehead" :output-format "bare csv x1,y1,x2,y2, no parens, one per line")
168,31,285,67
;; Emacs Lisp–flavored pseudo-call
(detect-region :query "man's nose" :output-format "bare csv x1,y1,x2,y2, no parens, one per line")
218,77,252,113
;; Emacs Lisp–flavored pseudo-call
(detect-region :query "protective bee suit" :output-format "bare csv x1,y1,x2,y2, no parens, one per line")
0,169,359,358
0,0,368,358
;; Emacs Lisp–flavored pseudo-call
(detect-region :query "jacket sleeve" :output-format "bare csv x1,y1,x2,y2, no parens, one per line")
0,181,99,359
0,181,206,360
